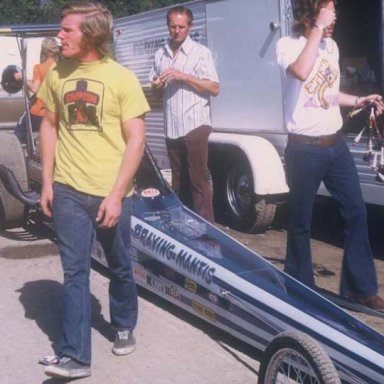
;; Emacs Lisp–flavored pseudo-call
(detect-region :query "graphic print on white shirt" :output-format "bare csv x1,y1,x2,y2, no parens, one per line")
304,58,338,110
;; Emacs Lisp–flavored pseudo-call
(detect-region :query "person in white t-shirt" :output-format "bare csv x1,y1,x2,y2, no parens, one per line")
276,0,384,310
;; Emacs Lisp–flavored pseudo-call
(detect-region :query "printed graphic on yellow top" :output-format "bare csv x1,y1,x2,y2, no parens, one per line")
37,56,150,197
63,79,102,131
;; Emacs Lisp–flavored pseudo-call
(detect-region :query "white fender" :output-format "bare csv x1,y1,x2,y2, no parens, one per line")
209,132,289,195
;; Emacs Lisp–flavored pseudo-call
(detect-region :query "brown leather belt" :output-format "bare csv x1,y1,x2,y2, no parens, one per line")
288,131,342,147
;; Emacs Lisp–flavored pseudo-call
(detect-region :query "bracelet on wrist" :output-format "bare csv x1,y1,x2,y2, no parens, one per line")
355,96,361,106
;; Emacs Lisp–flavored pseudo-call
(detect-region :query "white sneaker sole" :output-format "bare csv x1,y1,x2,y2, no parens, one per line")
45,364,91,378
112,344,136,356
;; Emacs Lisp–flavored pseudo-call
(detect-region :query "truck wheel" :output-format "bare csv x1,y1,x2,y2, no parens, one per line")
223,159,276,233
258,330,341,384
0,132,27,229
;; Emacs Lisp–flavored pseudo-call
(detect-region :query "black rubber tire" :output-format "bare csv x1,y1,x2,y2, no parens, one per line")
224,158,276,233
258,330,341,384
0,131,27,229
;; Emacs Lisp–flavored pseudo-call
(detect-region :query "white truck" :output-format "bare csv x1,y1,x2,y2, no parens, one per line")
0,0,383,233
112,0,384,233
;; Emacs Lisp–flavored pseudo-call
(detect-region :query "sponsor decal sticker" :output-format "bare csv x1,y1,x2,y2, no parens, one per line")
184,278,197,293
130,246,138,261
167,285,180,300
133,267,147,284
146,276,166,293
192,300,216,322
141,188,160,198
208,293,219,305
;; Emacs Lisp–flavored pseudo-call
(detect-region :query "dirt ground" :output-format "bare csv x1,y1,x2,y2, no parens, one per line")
0,224,259,384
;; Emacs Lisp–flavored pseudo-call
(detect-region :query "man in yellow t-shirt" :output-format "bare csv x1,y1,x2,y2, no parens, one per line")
38,2,150,380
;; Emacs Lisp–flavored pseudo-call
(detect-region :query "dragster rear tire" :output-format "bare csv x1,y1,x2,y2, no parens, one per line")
0,131,27,229
258,330,341,384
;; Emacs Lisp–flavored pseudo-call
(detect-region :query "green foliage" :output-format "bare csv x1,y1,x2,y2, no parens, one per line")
106,0,191,18
0,0,191,25
0,0,60,24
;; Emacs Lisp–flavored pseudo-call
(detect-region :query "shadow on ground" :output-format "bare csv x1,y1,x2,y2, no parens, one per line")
0,219,54,241
16,279,114,353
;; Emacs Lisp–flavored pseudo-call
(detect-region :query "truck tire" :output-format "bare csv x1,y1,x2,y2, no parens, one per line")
258,330,341,384
218,157,276,233
0,132,27,229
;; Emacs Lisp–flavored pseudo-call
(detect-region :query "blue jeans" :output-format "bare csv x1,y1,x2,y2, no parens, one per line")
284,138,378,298
52,183,138,364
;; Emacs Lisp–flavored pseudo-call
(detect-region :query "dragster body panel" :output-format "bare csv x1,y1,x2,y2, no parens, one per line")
91,151,384,383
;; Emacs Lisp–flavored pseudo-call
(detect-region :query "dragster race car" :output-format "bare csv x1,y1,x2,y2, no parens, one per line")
2,116,384,384
94,148,384,384
0,27,384,384
3,141,384,383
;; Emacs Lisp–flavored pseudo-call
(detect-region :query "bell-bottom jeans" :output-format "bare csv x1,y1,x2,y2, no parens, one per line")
284,138,378,298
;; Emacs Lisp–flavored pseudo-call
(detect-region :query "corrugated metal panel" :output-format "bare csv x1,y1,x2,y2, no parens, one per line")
114,1,207,169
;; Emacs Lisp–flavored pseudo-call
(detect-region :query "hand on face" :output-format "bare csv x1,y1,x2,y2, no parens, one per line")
316,6,336,29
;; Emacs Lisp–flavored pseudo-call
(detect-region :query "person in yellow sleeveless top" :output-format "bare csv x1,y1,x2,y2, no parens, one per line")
14,37,60,142
38,2,150,379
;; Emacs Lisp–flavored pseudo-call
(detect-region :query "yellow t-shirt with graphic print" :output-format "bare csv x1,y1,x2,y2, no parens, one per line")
38,56,150,197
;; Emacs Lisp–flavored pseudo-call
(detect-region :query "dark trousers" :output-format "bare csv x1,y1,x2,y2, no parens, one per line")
284,138,378,298
166,125,214,222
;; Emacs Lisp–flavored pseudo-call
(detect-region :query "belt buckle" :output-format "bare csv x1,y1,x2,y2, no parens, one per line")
312,136,321,145
319,134,337,147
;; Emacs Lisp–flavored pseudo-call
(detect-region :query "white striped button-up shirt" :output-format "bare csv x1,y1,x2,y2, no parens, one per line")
149,35,219,139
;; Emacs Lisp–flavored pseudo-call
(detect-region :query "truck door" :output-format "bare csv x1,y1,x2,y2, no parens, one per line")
206,0,290,135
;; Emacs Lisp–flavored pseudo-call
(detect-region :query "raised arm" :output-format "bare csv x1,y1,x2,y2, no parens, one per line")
287,7,336,81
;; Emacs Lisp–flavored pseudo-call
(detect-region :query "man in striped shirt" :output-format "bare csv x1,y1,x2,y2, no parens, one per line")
150,5,219,223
